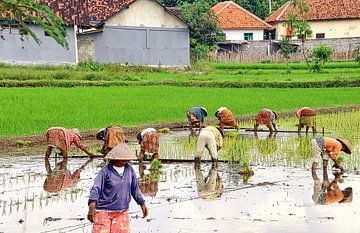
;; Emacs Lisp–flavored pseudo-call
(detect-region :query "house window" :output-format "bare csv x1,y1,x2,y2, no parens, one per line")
316,33,325,39
244,33,253,41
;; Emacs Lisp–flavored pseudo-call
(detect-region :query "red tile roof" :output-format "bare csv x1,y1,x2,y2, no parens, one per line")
39,0,184,26
212,1,272,30
266,0,360,23
39,0,136,25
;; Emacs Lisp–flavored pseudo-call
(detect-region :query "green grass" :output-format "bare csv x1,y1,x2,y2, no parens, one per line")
1,61,360,88
0,86,359,137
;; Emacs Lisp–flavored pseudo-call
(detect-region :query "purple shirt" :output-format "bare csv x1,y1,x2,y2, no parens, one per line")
88,163,145,211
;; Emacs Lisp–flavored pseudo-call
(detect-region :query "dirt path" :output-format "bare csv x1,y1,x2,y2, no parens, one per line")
1,104,359,156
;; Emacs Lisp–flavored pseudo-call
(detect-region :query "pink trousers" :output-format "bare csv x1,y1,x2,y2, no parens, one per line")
92,210,129,233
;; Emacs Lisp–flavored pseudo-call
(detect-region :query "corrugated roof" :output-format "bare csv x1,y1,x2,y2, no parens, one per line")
212,1,272,30
266,0,360,23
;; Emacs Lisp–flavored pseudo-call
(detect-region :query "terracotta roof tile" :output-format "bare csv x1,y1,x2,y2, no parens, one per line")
212,1,272,30
39,0,136,25
266,0,360,23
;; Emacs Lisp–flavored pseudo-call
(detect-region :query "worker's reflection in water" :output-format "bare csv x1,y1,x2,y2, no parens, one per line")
43,157,93,193
312,169,352,205
194,162,223,200
138,161,160,198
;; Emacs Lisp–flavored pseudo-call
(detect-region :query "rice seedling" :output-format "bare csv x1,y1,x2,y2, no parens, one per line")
1,86,359,137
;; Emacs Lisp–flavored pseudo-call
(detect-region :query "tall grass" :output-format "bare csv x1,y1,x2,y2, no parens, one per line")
0,86,359,137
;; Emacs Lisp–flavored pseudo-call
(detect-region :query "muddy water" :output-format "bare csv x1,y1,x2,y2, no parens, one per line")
0,130,359,233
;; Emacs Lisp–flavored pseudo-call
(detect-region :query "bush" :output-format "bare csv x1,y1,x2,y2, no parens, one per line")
311,44,333,72
78,61,104,72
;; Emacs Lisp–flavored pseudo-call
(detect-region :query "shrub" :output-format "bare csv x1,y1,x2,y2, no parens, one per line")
311,44,333,72
78,61,104,72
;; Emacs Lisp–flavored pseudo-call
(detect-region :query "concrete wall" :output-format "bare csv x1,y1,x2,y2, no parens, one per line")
0,25,76,65
223,29,264,41
106,0,187,28
81,25,190,66
273,19,360,40
77,35,96,62
219,37,360,55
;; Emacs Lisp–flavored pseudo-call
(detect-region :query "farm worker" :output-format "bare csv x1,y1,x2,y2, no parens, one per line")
96,126,128,156
45,127,94,159
311,137,351,173
43,157,93,193
296,107,316,136
187,107,208,132
254,108,278,133
312,169,352,205
195,163,223,200
193,126,224,162
215,107,238,130
137,128,159,161
87,143,148,233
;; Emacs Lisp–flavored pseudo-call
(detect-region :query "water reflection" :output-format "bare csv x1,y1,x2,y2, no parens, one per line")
312,170,353,205
138,162,160,197
43,158,93,194
194,163,223,201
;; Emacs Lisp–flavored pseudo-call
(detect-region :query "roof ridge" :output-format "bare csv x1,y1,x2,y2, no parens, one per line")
228,1,272,28
276,1,290,21
213,1,233,15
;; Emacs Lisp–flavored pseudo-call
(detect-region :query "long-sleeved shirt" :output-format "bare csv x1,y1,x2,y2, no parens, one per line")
204,126,223,149
88,163,145,211
68,132,86,150
324,137,343,160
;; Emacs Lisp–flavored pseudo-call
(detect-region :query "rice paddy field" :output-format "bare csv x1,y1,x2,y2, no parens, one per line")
1,61,359,232
1,61,360,88
0,111,359,233
0,86,359,137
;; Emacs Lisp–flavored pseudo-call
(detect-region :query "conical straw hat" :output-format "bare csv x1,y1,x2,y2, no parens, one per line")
200,107,208,116
336,139,352,154
105,142,137,160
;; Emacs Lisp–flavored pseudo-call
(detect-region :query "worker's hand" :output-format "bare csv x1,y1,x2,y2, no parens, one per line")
87,203,96,223
141,203,148,218
338,165,345,172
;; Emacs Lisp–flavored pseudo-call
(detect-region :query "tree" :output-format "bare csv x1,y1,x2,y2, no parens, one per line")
311,43,333,72
279,36,292,73
179,0,225,59
0,0,68,49
284,0,313,72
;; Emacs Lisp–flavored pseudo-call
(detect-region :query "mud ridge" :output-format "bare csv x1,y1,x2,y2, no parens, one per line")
0,104,359,156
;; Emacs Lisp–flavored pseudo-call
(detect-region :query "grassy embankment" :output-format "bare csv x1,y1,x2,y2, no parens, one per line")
0,61,360,88
1,86,359,137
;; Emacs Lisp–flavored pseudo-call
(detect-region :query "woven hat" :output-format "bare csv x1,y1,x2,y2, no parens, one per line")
200,107,208,117
105,142,137,160
336,139,352,154
70,128,82,139
96,128,107,141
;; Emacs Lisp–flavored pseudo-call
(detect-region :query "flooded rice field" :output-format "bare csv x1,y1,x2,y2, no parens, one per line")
1,111,360,233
